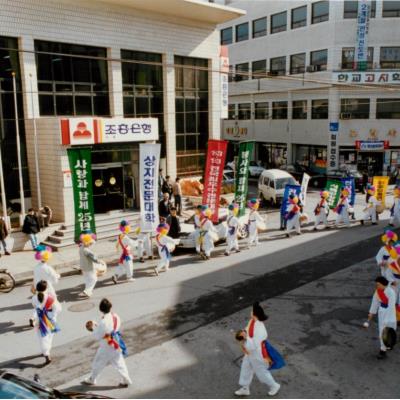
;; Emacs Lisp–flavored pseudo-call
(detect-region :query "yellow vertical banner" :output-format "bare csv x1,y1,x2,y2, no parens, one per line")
372,176,389,206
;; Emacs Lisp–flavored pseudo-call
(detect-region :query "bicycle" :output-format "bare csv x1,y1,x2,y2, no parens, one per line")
0,269,16,293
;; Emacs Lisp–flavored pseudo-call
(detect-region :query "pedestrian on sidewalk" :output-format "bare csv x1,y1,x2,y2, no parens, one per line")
32,245,59,299
83,298,132,387
22,208,41,250
334,188,350,228
38,205,52,228
247,199,264,247
31,280,61,365
167,207,181,239
155,222,176,274
234,302,282,397
172,177,182,215
158,192,172,219
0,216,11,256
313,191,330,230
389,186,400,227
162,175,173,198
285,195,301,237
158,168,166,201
363,276,397,359
79,232,102,298
197,205,218,260
112,220,136,284
225,203,240,256
361,185,379,225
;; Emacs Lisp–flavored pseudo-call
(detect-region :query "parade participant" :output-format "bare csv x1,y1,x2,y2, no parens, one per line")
285,195,301,237
361,185,379,225
225,203,240,256
376,230,398,276
33,245,59,297
112,220,136,284
131,223,152,263
197,206,218,260
364,277,397,359
247,199,265,247
234,302,281,397
79,232,102,297
155,222,176,273
389,186,400,227
83,298,132,387
194,205,202,254
313,191,330,230
31,280,61,365
334,188,350,228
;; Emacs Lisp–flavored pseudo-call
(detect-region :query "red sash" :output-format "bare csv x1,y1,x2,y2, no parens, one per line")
104,314,120,351
44,294,55,311
389,261,400,277
118,234,131,263
376,288,388,306
248,319,255,338
200,218,208,229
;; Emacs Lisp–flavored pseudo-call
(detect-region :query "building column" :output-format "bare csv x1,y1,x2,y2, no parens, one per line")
328,87,340,172
162,53,177,178
108,47,123,117
286,91,293,164
208,56,221,140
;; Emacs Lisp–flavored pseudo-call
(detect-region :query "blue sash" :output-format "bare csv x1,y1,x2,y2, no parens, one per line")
263,340,286,370
112,330,128,357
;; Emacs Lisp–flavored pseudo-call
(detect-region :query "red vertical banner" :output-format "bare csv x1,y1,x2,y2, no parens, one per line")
202,139,228,223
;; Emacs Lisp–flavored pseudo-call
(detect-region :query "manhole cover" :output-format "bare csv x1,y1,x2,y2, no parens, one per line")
68,302,95,312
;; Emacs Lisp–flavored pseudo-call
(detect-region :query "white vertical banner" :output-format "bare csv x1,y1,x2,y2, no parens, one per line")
355,0,370,70
139,143,161,232
300,173,310,206
220,46,229,119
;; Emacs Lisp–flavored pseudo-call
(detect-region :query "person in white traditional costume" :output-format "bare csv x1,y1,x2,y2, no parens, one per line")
313,191,330,230
389,186,400,227
33,245,59,297
83,298,132,387
155,222,176,273
247,199,265,247
361,185,379,225
136,227,152,263
334,188,350,228
376,230,398,276
285,195,301,237
225,203,240,256
31,280,61,365
196,205,218,260
194,205,203,255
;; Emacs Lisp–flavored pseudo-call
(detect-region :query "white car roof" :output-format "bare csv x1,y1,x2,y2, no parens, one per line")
260,169,293,179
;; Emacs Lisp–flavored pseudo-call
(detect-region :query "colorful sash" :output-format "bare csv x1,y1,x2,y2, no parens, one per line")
314,199,325,216
334,198,346,214
376,288,389,308
285,205,300,220
118,234,132,264
156,235,171,260
37,295,59,337
104,314,128,357
388,261,400,279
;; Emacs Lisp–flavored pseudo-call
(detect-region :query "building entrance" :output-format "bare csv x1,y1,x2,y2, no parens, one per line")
357,152,384,176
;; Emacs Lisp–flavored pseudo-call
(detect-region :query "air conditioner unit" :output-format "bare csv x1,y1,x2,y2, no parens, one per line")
340,112,352,119
306,65,317,73
267,71,278,76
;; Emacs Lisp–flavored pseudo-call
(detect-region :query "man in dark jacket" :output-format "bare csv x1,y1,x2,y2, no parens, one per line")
158,192,172,220
0,217,10,256
22,208,40,250
167,207,181,239
162,176,173,197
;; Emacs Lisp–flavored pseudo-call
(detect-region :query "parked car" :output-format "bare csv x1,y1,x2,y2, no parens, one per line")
248,161,264,177
0,370,111,399
258,169,298,206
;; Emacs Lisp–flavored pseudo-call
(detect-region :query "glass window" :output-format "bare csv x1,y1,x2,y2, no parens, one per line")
255,102,269,119
344,1,376,18
380,47,400,68
311,99,329,119
236,23,249,42
376,99,400,119
341,47,374,69
228,65,234,83
340,98,370,119
290,53,306,74
252,60,266,79
238,103,251,120
383,0,400,17
253,17,267,38
271,11,287,34
228,104,235,119
310,49,328,71
292,100,307,119
291,6,307,29
221,27,233,45
235,62,249,81
272,101,288,119
312,1,329,24
35,40,109,116
270,56,286,76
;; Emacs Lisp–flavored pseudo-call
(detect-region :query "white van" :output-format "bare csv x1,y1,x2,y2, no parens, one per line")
258,169,298,206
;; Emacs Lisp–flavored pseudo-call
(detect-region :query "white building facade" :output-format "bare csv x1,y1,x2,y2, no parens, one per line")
0,0,243,224
220,0,400,178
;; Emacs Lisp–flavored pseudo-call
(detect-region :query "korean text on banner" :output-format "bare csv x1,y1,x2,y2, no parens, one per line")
341,177,356,206
202,140,228,223
67,148,96,242
235,141,254,217
139,143,161,232
300,173,311,206
220,46,229,119
280,185,301,218
325,179,342,209
372,176,389,206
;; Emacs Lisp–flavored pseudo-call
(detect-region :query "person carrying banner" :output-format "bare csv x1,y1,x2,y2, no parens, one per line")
155,222,176,273
234,302,282,397
112,221,136,284
363,277,397,359
197,206,218,260
389,186,400,227
83,298,132,387
361,185,379,225
225,203,240,256
313,191,330,230
334,188,350,228
285,195,301,237
376,230,398,277
31,280,61,365
247,199,265,247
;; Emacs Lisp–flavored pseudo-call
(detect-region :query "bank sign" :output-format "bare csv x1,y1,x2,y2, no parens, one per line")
355,140,389,151
61,117,159,145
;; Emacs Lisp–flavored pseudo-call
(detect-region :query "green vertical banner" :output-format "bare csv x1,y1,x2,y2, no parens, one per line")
325,179,342,209
234,141,254,217
67,148,96,242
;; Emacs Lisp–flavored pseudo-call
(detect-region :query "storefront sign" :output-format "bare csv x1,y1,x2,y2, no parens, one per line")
341,177,355,206
220,46,229,119
355,140,389,151
234,141,254,217
300,173,310,206
325,179,342,209
354,0,370,71
61,118,159,145
67,148,96,242
372,176,389,207
225,126,248,139
328,123,339,171
139,143,160,232
280,184,301,218
202,140,228,223
333,71,400,84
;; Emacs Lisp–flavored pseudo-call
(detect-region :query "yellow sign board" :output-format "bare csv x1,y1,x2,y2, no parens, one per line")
372,176,389,206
